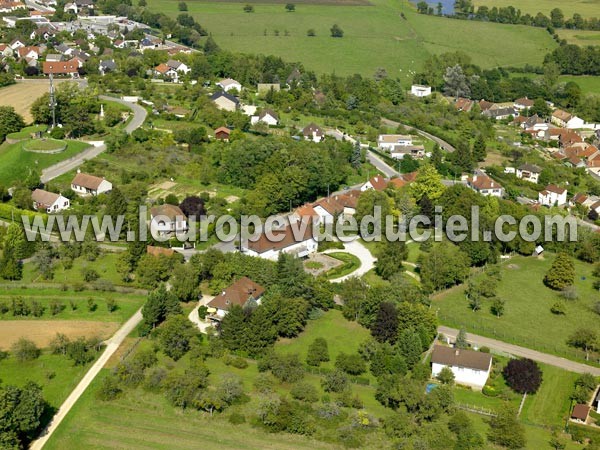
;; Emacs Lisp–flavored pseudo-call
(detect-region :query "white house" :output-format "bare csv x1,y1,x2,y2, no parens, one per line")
514,97,534,111
411,84,432,97
377,134,412,151
206,276,265,320
243,222,317,261
552,109,585,129
390,145,425,160
31,189,70,213
210,92,239,112
251,109,279,126
150,204,188,236
431,345,492,390
71,172,112,196
516,163,542,183
302,123,324,143
467,171,504,197
539,184,567,206
216,78,242,93
309,191,360,225
361,175,388,192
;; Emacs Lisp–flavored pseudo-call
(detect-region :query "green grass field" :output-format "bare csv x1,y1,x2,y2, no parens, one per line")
0,139,89,185
0,285,145,323
432,255,599,362
557,29,600,46
147,0,556,77
6,125,47,140
473,0,600,19
22,138,66,152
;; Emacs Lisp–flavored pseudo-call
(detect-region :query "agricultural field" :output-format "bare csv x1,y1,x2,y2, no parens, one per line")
432,254,599,361
0,139,89,185
473,0,600,19
147,0,556,77
0,80,68,123
557,29,600,46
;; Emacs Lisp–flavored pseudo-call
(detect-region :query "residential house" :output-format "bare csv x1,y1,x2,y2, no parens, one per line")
17,46,40,61
292,203,320,224
538,184,567,206
242,221,318,261
588,200,600,220
286,67,301,86
75,0,93,9
390,145,425,160
565,156,586,169
150,204,188,236
430,345,492,389
210,92,239,112
514,97,534,110
455,97,474,112
71,172,113,196
214,126,231,141
216,78,242,93
0,1,25,13
387,177,407,189
311,191,361,225
166,59,190,74
31,189,70,213
377,134,412,151
467,171,504,197
410,84,431,97
570,404,590,424
251,109,279,126
241,105,257,116
9,38,25,50
302,123,324,143
45,53,62,62
552,109,585,129
206,277,265,319
139,37,160,51
42,58,80,76
361,175,388,192
55,43,74,56
483,106,516,120
154,63,178,81
0,44,13,57
516,163,542,183
98,59,116,75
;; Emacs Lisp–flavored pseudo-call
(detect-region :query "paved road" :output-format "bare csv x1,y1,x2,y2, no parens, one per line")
439,326,600,376
324,238,376,282
367,150,400,178
30,308,144,450
382,118,456,153
40,96,147,183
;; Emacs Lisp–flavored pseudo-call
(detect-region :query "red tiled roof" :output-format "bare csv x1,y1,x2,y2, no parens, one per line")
43,59,78,74
208,276,265,311
367,175,387,191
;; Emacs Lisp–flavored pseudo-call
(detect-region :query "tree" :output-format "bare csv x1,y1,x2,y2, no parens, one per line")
285,3,295,11
409,163,445,202
291,382,318,402
437,366,455,385
487,405,526,449
567,328,598,360
105,187,127,218
179,196,206,220
448,411,483,450
550,8,564,28
396,329,423,368
0,106,25,142
0,382,46,448
243,4,254,12
371,302,399,344
170,263,199,302
330,24,344,38
530,97,551,117
158,315,199,360
96,375,122,401
11,338,40,362
503,358,543,394
431,143,443,171
375,240,407,280
178,1,187,10
351,140,362,170
443,65,470,99
269,353,305,382
306,337,330,366
306,29,316,37
455,328,469,349
141,285,182,333
419,242,470,292
216,373,244,405
544,253,575,290
472,135,487,162
491,297,505,318
321,370,349,392
335,352,366,375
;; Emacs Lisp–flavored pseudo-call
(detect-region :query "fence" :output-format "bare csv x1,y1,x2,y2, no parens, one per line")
455,403,496,417
438,312,600,367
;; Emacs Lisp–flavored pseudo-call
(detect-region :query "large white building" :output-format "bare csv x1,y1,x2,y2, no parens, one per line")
242,222,317,261
431,345,492,390
377,134,413,151
411,84,432,97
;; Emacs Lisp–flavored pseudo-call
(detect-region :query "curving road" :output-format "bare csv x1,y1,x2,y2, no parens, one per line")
30,309,144,450
40,96,147,183
324,238,376,283
439,326,600,375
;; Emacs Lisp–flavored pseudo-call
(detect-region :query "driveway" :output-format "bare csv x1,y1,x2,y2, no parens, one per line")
188,295,216,333
323,238,376,283
40,96,147,183
381,118,456,153
439,326,600,376
30,308,144,450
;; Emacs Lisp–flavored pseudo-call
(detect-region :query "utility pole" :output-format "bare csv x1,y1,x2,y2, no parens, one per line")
49,73,57,129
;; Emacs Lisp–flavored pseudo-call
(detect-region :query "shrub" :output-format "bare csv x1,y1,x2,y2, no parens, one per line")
551,301,566,315
223,354,249,369
482,385,500,397
106,298,117,312
270,354,305,382
12,338,40,362
143,367,167,392
50,300,65,315
335,352,366,375
82,268,100,282
291,382,319,403
306,337,329,367
87,298,97,312
321,370,349,393
479,346,491,353
96,375,122,401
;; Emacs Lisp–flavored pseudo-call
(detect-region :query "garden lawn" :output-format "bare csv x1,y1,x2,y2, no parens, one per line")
146,0,556,78
0,139,89,185
324,251,361,279
432,255,599,361
6,125,47,140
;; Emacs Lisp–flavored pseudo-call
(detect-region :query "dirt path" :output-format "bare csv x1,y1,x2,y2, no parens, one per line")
439,325,600,375
30,308,143,450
